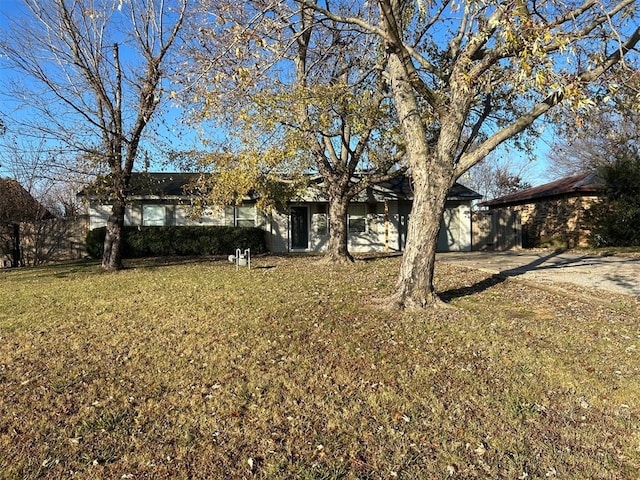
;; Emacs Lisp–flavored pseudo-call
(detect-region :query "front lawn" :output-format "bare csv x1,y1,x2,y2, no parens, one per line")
1,256,638,479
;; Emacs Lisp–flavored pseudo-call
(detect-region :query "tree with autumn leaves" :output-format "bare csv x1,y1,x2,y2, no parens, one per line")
300,0,638,308
184,0,638,307
2,0,638,308
182,0,404,262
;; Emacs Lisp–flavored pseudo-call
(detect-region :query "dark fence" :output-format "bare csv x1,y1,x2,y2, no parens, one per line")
472,209,522,251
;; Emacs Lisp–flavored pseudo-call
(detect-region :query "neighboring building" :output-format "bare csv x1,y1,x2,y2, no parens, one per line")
480,172,602,248
0,178,53,223
0,178,54,267
80,172,482,253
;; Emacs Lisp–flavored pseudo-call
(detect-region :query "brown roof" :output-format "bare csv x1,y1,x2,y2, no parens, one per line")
371,174,482,201
480,172,602,208
0,178,54,223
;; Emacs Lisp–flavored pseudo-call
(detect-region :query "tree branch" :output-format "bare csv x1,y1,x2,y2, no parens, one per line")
455,25,640,177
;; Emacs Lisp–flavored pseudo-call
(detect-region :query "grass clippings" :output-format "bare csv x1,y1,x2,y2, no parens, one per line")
1,255,639,479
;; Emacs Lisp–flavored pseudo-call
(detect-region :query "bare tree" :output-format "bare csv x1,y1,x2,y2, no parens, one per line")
548,67,640,178
0,135,88,215
0,135,94,265
0,0,187,270
463,153,533,202
304,0,640,308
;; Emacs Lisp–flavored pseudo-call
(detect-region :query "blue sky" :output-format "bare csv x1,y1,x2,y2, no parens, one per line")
0,0,30,177
0,0,26,26
0,0,555,188
0,0,206,178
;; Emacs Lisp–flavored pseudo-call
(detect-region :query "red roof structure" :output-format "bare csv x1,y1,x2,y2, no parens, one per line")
480,172,602,208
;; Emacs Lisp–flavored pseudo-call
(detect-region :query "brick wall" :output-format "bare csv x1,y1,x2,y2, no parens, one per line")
507,195,599,248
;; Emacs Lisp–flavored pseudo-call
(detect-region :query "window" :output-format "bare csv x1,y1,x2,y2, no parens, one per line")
143,204,166,226
235,205,255,227
315,204,328,235
348,204,366,233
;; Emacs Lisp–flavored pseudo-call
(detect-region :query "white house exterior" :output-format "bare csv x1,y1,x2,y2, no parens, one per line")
81,173,481,253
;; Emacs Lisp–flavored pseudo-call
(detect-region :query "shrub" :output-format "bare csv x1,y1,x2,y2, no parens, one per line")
85,226,267,259
85,227,106,259
587,152,640,247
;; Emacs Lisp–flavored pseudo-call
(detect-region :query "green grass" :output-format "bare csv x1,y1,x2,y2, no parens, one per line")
1,256,639,479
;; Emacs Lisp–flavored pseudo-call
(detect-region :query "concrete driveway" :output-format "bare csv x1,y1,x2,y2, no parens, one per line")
437,250,640,297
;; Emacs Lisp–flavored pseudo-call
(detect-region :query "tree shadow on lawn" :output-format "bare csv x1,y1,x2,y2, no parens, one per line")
439,250,566,302
439,274,508,303
0,259,103,279
356,252,404,262
123,255,222,270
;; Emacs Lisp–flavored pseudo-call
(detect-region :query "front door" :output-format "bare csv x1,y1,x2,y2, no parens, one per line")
290,206,309,250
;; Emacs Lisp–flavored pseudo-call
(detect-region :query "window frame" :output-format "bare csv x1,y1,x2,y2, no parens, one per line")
235,205,256,228
348,204,367,234
142,204,166,226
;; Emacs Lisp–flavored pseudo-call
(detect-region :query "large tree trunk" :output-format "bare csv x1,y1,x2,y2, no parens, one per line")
384,48,459,308
326,190,353,263
391,174,451,309
102,200,125,270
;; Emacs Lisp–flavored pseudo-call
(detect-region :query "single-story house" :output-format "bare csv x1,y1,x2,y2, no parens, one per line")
80,172,482,253
479,172,602,248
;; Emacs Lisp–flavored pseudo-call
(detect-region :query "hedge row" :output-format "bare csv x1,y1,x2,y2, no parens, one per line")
86,226,267,259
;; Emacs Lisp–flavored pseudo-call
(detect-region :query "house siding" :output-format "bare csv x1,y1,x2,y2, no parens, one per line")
83,172,481,254
87,198,475,254
264,209,289,253
309,204,329,252
438,201,473,252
